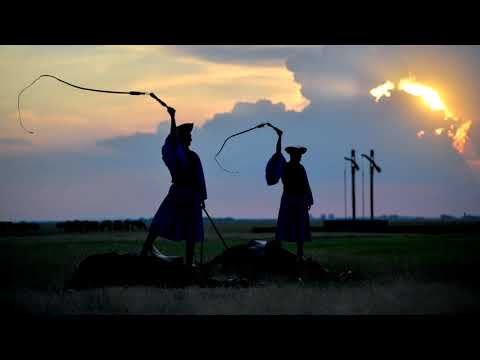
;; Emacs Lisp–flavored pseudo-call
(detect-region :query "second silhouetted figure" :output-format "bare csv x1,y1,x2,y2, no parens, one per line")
265,125,313,261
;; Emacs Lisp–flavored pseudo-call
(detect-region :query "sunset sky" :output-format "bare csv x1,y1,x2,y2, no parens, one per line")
1,45,480,221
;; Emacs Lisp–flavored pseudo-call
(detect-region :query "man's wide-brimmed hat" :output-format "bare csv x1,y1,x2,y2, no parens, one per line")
285,146,307,155
176,123,194,135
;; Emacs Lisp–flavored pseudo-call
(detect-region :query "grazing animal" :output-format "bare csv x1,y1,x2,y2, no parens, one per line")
123,220,132,232
113,220,124,232
56,222,65,232
0,222,40,234
100,220,112,232
0,222,14,234
13,222,40,233
131,220,147,231
85,221,99,232
72,220,83,232
63,221,72,233
58,221,100,233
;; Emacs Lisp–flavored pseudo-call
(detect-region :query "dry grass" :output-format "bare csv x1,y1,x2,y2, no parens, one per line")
2,279,479,316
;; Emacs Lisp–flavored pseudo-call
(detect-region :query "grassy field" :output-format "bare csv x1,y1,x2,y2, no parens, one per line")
1,221,480,315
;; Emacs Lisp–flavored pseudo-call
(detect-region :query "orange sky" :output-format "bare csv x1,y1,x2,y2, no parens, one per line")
0,45,307,151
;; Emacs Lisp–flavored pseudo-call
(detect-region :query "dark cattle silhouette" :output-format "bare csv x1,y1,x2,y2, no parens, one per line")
0,221,39,234
55,220,145,233
100,220,112,231
62,221,71,233
59,221,77,233
113,220,124,232
61,220,88,233
123,220,132,232
85,221,99,232
131,220,147,231
16,222,30,233
72,220,83,232
0,222,15,234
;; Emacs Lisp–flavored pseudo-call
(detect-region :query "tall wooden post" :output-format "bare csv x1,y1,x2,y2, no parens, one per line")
370,149,374,220
351,149,356,220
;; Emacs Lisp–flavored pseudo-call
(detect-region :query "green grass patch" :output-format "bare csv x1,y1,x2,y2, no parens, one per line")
1,226,479,290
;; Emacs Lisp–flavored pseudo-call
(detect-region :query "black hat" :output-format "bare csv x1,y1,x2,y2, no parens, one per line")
176,123,194,135
285,146,307,155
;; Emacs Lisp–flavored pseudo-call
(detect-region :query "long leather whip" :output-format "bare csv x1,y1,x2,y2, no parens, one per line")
17,74,170,134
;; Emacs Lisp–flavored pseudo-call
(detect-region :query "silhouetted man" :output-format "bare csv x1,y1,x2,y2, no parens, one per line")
141,106,207,266
265,126,313,261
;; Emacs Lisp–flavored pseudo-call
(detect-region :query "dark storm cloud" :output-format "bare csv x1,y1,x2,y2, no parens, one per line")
171,46,322,66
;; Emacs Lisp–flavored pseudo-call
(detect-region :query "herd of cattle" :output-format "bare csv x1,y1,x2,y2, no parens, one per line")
0,222,41,234
57,220,148,233
0,219,148,235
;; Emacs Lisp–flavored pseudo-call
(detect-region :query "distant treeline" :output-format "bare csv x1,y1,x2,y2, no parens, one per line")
56,220,147,233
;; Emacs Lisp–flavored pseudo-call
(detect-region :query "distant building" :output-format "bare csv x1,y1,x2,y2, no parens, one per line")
463,213,480,221
379,214,400,221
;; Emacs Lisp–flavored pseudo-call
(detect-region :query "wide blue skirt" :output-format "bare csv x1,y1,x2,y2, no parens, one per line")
149,184,204,244
275,193,311,243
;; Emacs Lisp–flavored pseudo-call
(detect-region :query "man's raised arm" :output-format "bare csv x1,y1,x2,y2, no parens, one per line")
167,106,177,136
150,93,176,135
267,123,283,154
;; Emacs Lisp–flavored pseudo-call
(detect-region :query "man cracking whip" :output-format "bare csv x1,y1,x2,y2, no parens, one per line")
265,124,314,264
17,74,208,266
141,94,207,267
